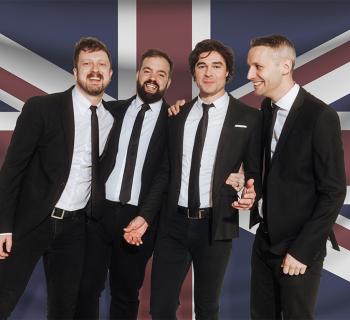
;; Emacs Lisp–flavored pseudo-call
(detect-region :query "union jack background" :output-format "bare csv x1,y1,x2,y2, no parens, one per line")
0,0,349,319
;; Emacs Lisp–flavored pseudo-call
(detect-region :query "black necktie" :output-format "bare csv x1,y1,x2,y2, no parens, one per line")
90,105,99,216
119,103,150,204
188,102,213,213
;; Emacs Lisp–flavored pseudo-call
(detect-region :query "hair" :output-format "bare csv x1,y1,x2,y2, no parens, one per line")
73,37,112,68
250,34,296,68
189,39,235,82
139,48,174,77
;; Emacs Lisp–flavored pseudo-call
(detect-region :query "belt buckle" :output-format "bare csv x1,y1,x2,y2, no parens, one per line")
51,208,65,219
187,209,204,220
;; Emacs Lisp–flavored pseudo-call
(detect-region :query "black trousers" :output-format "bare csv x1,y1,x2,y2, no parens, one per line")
0,211,86,319
75,200,156,320
150,209,232,320
250,226,323,320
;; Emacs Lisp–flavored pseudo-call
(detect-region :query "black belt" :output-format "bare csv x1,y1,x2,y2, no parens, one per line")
51,207,85,220
177,206,212,219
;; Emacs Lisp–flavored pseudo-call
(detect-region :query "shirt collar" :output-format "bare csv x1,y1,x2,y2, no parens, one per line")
274,83,300,111
72,86,103,113
135,95,163,112
197,92,229,109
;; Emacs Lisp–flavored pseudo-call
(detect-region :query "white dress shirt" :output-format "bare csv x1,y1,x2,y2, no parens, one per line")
55,87,114,211
178,93,229,208
270,83,300,158
105,96,162,206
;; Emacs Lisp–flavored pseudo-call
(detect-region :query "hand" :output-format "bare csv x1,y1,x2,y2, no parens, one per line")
123,216,149,246
281,253,307,276
232,179,256,210
0,234,12,259
168,99,186,116
226,172,245,192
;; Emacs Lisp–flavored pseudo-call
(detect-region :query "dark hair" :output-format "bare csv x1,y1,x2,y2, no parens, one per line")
189,39,235,82
74,37,112,68
139,49,174,76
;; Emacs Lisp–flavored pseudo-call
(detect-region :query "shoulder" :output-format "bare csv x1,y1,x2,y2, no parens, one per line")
104,95,135,116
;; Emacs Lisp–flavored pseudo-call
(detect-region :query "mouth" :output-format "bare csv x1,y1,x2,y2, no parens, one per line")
251,81,264,89
144,81,159,93
87,72,103,83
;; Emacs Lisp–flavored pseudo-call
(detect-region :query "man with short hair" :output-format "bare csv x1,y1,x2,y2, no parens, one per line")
75,49,173,320
247,34,346,319
0,37,114,318
125,39,261,320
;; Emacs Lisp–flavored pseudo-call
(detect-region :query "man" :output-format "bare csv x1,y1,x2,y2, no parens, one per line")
0,37,114,319
74,49,173,320
124,39,261,319
247,34,346,319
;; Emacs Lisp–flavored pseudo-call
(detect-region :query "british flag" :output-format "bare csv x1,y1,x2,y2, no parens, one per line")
0,0,349,319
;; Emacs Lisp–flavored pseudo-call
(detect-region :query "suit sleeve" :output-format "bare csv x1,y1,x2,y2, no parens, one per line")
0,98,44,233
244,111,263,228
138,144,170,225
288,107,347,265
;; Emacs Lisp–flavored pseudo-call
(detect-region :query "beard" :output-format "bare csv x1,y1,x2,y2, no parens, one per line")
77,71,109,96
137,79,166,104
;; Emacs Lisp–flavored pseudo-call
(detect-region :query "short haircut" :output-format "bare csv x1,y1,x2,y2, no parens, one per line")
189,39,235,82
250,34,296,68
139,49,174,77
74,37,112,68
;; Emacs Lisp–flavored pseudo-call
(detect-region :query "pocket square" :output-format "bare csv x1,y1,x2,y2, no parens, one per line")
234,124,247,128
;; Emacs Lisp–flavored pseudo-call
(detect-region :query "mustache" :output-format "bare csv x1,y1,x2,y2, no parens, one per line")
87,71,104,80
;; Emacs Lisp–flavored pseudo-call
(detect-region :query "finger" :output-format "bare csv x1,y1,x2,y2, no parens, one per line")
282,264,289,274
288,267,296,276
300,267,307,275
245,179,255,188
5,238,12,253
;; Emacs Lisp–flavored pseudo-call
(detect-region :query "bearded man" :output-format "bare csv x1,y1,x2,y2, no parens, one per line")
0,37,114,319
74,49,173,320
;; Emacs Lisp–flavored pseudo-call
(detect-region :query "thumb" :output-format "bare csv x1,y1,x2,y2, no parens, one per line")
246,179,254,188
5,237,12,253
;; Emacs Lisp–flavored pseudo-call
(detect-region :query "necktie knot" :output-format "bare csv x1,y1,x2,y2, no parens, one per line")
90,105,98,114
202,103,214,114
141,103,151,112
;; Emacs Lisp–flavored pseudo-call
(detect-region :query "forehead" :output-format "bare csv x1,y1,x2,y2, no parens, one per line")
140,56,170,73
247,46,276,64
78,49,110,61
197,50,226,65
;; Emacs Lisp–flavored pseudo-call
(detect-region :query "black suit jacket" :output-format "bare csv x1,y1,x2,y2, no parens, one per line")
260,87,346,265
140,94,262,241
100,96,169,212
0,87,104,239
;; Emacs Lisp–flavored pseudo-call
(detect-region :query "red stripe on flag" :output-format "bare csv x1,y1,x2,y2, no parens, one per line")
0,131,13,167
0,67,46,102
137,0,193,318
334,223,350,251
240,41,350,108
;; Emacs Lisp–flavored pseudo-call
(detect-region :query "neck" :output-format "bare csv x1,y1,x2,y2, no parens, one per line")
199,89,225,104
270,79,295,103
76,85,103,106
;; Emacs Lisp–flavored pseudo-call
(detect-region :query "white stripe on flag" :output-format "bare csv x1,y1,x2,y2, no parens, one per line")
192,0,210,99
304,63,350,105
0,89,23,111
0,112,19,130
117,0,136,99
338,112,350,130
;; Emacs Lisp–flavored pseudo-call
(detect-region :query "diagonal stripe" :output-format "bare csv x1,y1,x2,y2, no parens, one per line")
0,89,23,111
0,67,46,103
343,132,350,185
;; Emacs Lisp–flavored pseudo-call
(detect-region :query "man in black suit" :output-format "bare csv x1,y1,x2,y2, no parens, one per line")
74,49,173,320
0,37,114,319
247,34,347,319
124,39,261,320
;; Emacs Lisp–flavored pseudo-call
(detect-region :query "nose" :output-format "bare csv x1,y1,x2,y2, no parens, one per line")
92,62,99,72
247,66,255,80
204,66,212,77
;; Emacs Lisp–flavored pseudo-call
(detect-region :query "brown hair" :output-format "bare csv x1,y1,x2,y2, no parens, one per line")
189,39,235,82
139,48,174,77
74,37,112,67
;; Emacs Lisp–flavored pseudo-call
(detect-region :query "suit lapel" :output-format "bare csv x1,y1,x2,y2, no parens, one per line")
61,88,75,165
213,95,241,196
271,87,305,167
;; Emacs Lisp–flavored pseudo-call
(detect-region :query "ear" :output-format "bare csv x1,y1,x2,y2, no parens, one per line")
136,71,139,81
281,58,293,76
109,68,113,78
166,78,172,89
